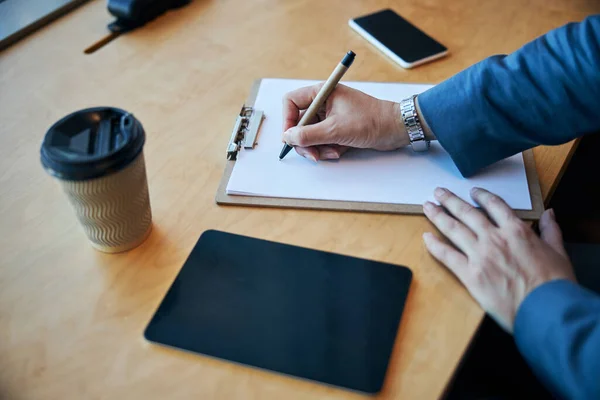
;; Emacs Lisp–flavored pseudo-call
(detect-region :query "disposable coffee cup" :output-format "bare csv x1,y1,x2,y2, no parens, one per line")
41,107,152,253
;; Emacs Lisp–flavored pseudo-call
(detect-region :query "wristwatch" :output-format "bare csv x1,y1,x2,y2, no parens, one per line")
400,95,430,152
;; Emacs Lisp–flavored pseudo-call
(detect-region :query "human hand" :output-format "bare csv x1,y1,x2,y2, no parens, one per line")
281,84,408,161
422,187,576,333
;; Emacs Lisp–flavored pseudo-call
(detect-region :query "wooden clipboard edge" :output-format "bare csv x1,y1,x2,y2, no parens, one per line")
519,149,544,220
216,80,544,221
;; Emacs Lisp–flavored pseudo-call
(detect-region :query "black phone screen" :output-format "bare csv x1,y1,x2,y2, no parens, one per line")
144,230,412,393
353,9,447,63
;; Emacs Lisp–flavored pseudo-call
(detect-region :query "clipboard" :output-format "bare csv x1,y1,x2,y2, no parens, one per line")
216,79,545,220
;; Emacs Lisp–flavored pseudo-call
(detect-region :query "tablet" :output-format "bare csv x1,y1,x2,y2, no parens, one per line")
144,230,412,393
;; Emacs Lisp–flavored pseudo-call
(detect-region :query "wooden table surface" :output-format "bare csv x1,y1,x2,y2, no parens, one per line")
1,0,597,398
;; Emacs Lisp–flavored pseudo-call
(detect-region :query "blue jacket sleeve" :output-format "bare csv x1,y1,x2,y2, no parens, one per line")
418,15,600,177
514,280,600,400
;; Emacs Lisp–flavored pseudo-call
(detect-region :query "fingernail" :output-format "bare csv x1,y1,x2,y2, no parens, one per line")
300,152,317,163
434,187,446,197
283,128,296,142
423,201,434,212
550,208,555,218
471,187,481,195
321,149,338,159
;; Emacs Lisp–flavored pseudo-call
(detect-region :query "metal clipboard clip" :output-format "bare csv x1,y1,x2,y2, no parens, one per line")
226,106,264,160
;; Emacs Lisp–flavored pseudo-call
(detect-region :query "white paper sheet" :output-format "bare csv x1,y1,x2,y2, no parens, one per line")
226,79,532,210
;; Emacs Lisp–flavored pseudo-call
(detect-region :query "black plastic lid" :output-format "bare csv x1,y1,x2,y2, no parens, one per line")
40,107,145,181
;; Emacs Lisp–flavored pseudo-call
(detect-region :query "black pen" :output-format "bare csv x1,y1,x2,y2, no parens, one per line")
279,50,356,160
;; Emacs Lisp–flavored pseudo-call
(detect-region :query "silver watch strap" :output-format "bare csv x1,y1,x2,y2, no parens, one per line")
400,95,430,152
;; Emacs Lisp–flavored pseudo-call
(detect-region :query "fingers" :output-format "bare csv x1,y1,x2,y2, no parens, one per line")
539,209,568,258
318,145,349,160
423,201,477,253
423,232,469,283
282,84,323,132
294,146,319,162
433,187,492,234
295,145,349,161
282,119,336,147
470,187,518,227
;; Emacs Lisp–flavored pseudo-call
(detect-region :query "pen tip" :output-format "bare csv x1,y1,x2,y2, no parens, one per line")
342,51,355,67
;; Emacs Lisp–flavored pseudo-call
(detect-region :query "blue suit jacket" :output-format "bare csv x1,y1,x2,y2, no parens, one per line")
418,15,600,400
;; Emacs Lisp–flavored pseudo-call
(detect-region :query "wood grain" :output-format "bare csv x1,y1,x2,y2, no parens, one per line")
534,141,581,203
1,0,597,399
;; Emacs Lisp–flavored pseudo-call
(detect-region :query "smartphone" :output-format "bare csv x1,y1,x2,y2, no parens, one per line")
349,9,448,69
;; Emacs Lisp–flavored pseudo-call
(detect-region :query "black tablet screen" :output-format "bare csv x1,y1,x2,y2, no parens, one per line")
144,230,412,393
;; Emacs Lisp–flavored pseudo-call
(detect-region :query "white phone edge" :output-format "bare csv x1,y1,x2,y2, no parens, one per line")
348,19,448,69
